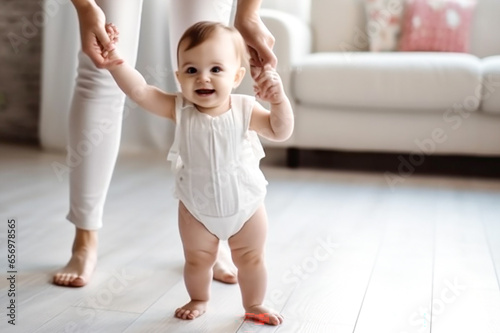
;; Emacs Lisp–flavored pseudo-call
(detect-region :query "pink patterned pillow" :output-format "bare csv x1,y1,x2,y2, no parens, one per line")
399,0,476,52
365,0,406,52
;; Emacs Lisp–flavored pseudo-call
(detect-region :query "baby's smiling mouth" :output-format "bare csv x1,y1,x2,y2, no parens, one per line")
195,89,215,96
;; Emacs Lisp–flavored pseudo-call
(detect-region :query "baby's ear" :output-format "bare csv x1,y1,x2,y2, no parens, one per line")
233,66,246,88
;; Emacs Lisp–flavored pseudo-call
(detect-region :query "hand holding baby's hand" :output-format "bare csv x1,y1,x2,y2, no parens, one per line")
253,65,285,104
99,23,124,70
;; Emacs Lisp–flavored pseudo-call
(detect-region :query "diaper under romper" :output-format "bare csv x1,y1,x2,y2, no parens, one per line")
167,93,268,240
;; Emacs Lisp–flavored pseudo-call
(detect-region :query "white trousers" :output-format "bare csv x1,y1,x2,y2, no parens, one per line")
67,0,234,230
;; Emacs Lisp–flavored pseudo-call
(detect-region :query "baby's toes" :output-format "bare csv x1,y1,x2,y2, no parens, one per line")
269,313,284,325
180,310,192,320
175,308,199,320
175,308,187,319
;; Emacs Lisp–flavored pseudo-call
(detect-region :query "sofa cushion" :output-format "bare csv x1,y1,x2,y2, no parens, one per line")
293,52,481,112
480,56,500,115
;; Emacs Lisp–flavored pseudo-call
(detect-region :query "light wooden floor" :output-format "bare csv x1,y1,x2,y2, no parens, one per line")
1,143,500,333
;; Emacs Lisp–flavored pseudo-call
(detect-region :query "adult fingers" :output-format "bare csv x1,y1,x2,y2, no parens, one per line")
84,27,113,68
248,47,262,80
95,24,113,51
258,44,277,70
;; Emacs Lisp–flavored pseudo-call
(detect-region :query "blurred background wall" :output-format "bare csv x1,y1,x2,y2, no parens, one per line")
0,0,42,144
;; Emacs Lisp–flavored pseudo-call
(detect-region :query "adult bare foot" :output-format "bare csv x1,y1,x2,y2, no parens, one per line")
175,300,208,320
245,305,284,326
213,244,237,284
53,228,98,287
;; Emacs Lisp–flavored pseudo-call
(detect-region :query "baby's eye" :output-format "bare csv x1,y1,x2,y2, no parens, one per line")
186,67,197,74
211,66,222,73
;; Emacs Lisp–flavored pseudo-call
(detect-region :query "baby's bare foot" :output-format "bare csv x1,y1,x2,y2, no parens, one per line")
175,300,208,320
245,305,284,326
213,247,237,284
53,229,97,287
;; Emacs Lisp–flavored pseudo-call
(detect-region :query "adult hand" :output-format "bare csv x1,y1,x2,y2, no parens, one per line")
73,1,115,68
234,14,277,80
100,24,124,70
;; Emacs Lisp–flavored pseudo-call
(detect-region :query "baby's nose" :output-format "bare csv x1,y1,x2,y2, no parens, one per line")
197,71,211,82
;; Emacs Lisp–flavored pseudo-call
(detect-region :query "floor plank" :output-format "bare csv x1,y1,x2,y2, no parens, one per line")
431,190,500,333
2,144,500,332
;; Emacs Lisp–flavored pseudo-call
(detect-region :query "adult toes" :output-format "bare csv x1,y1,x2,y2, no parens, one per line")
54,273,69,286
61,275,72,286
70,276,86,287
221,273,237,284
53,274,62,284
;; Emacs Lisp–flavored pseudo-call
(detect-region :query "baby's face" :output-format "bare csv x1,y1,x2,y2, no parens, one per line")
176,31,245,114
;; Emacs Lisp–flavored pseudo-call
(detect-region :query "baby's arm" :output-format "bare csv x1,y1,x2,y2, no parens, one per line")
250,65,294,142
102,24,175,120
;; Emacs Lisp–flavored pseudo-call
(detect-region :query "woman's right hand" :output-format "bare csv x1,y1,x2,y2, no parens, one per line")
73,1,114,68
100,23,124,70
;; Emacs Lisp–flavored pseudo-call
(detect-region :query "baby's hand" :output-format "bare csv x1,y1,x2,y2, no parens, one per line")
253,64,286,104
99,23,124,70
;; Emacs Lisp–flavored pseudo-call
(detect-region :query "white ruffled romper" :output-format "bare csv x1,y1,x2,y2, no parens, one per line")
167,93,268,240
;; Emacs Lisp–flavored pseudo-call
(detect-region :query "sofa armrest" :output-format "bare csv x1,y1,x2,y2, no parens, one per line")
235,9,311,147
481,56,500,116
261,9,312,148
260,9,312,71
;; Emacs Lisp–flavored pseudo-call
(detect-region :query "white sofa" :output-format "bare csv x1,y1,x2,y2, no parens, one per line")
250,0,500,166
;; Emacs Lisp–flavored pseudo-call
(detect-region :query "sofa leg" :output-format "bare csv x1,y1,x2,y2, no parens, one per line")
287,148,300,168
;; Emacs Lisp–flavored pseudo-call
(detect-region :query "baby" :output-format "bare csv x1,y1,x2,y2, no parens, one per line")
101,21,294,325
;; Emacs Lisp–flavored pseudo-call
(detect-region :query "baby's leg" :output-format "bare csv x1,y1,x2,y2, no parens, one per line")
175,202,219,320
228,205,284,326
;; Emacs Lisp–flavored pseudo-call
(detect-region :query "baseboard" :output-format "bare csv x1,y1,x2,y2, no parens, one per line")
281,148,500,179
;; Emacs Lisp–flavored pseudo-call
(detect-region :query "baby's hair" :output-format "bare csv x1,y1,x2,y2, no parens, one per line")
177,21,248,67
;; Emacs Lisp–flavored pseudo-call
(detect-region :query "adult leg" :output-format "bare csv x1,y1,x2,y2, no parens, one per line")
167,0,238,284
168,0,233,59
54,0,144,287
175,202,219,320
229,205,284,325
